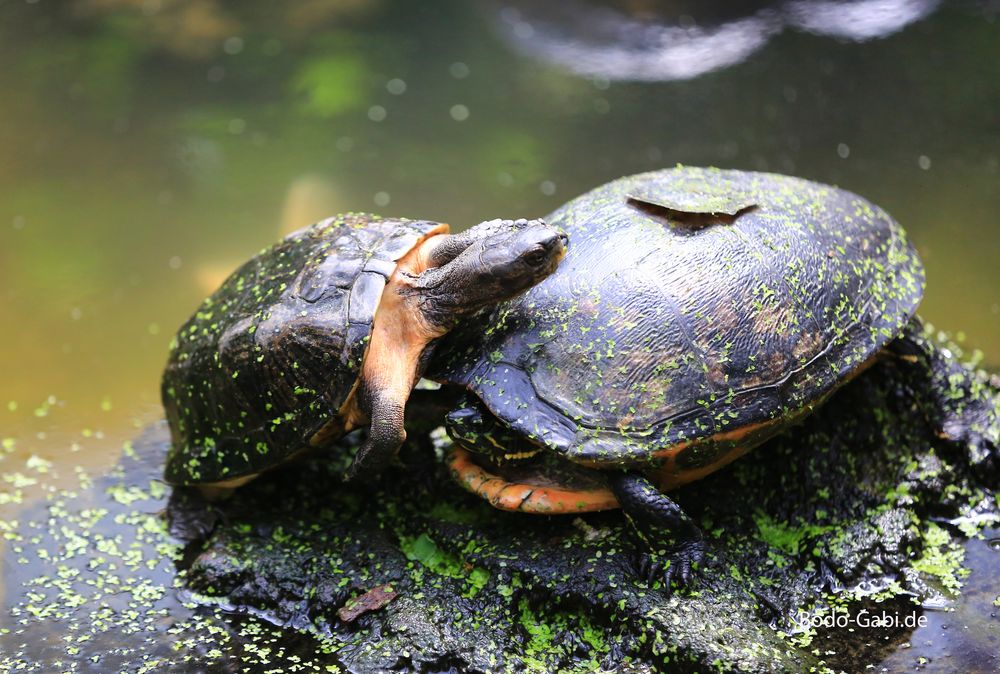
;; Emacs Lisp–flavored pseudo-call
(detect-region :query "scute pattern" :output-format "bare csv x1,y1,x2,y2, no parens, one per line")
430,167,924,469
163,213,443,484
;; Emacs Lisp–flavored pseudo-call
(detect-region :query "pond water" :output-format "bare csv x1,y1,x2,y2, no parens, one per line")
1,0,998,670
2,0,999,478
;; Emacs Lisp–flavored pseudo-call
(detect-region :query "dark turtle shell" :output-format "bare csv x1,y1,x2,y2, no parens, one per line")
430,167,925,472
162,213,446,485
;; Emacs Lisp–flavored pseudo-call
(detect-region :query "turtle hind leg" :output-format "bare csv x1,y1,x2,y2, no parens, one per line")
887,317,1000,479
608,471,706,589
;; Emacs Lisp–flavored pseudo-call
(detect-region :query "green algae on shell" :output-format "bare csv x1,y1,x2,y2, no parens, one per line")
161,213,444,485
431,166,925,487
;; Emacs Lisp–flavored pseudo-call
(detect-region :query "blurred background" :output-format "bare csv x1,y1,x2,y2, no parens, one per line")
1,0,998,481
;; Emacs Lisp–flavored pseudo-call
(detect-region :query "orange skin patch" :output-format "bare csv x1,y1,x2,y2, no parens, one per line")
447,417,786,514
338,224,451,431
447,439,753,514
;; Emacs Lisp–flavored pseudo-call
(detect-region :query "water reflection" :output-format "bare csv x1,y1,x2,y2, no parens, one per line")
491,0,943,81
786,0,942,40
278,173,345,236
72,0,383,60
492,1,781,82
875,530,1000,673
192,174,344,295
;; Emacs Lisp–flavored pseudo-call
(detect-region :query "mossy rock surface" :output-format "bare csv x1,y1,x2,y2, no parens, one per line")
171,324,1000,672
2,325,999,673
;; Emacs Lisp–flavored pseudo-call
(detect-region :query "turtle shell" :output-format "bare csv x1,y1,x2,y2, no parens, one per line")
162,213,446,485
429,167,925,475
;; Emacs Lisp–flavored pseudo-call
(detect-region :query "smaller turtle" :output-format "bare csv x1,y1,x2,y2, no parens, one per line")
162,214,567,492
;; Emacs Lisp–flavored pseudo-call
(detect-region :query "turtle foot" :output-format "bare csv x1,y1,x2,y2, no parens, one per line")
166,487,220,543
941,414,1000,482
890,318,1000,483
635,538,705,590
607,471,707,589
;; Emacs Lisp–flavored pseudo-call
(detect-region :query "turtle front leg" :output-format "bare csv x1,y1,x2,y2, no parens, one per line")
346,383,408,481
345,220,567,482
608,472,705,588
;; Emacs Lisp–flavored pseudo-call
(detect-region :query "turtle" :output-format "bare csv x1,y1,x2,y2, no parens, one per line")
161,213,568,492
426,166,926,585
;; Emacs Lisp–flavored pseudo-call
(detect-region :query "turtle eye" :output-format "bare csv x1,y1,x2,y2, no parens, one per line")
523,247,549,266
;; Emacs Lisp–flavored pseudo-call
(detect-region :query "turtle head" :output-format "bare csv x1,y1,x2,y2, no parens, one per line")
452,220,567,307
411,220,567,329
445,396,541,464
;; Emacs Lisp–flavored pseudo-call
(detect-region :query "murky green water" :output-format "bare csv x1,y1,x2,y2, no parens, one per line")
1,0,998,669
2,0,999,474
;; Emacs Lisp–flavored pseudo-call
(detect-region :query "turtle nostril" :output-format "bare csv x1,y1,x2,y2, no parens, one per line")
541,233,567,251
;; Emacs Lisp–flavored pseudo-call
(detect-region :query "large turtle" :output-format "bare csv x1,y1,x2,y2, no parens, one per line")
428,167,925,584
162,213,567,491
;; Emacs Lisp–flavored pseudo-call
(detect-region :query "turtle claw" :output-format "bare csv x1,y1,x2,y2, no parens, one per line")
634,551,664,583
635,538,705,590
666,538,706,588
961,431,999,482
815,559,842,592
608,471,706,590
